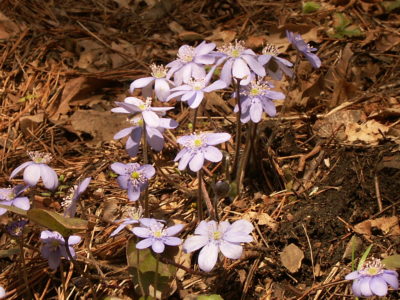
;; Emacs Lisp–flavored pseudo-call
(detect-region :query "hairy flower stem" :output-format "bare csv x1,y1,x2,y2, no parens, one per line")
143,122,150,217
60,261,66,300
18,234,32,299
136,248,146,297
236,123,253,194
154,255,160,299
232,78,242,180
197,170,204,221
63,237,97,300
192,107,199,133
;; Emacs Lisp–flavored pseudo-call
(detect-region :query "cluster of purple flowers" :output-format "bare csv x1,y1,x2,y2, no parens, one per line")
0,31,325,296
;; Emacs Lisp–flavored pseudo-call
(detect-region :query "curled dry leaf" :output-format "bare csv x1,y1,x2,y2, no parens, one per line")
354,216,400,236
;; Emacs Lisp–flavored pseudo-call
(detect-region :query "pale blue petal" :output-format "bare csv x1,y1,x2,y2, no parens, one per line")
147,127,164,152
140,165,155,178
189,152,204,172
370,276,388,296
352,279,362,297
23,164,41,186
229,220,254,234
203,146,223,163
188,92,204,109
205,133,231,145
178,152,193,171
154,79,170,102
12,197,30,210
181,91,196,102
131,77,154,90
114,127,133,140
195,220,216,235
359,277,373,297
152,240,165,253
136,238,153,249
143,110,160,127
203,80,227,93
382,271,399,289
262,100,277,117
194,41,216,56
220,59,233,85
191,64,206,80
163,236,182,246
10,161,33,179
198,243,219,272
232,58,250,80
345,271,360,280
68,235,81,245
127,183,141,201
219,241,243,259
165,224,184,236
250,100,263,123
132,227,152,238
111,162,128,175
39,165,59,190
242,54,265,77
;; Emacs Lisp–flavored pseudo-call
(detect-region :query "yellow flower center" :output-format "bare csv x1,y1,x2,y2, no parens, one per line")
194,139,203,147
153,230,163,238
250,87,260,96
213,231,222,240
131,171,140,179
367,267,379,275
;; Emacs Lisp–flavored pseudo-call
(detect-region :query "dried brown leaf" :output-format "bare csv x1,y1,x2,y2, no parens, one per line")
280,244,304,273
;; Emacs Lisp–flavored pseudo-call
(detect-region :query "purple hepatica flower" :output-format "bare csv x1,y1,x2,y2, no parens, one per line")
40,230,81,270
10,151,58,190
234,80,285,123
345,258,399,297
183,219,254,272
112,97,174,128
0,286,5,299
132,218,183,253
167,41,216,86
175,132,231,172
114,115,178,157
258,44,293,80
110,206,143,237
62,177,91,218
214,40,265,86
286,30,321,69
130,64,174,102
111,162,155,202
167,70,227,109
0,184,30,215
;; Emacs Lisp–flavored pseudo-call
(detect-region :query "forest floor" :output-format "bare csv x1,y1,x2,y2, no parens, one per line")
0,0,399,299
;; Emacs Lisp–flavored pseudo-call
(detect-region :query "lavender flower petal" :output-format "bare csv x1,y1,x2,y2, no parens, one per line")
198,243,219,272
219,241,243,260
